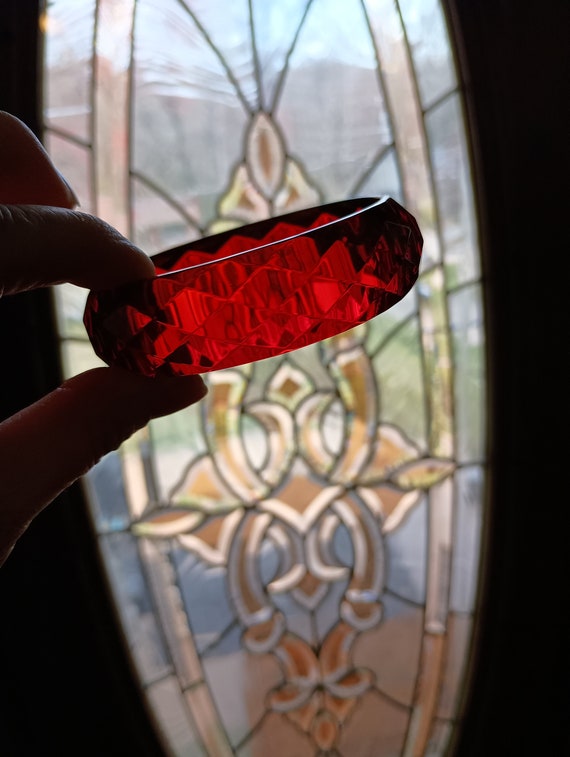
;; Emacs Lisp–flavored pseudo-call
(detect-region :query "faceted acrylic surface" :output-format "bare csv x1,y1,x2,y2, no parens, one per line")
83,197,423,377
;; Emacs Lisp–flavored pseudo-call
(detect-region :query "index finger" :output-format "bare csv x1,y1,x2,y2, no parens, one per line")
0,203,155,295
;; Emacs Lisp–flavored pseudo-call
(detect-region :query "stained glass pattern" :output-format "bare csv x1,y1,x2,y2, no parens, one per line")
44,1,486,755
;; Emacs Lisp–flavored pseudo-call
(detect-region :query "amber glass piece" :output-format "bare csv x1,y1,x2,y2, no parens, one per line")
83,197,422,377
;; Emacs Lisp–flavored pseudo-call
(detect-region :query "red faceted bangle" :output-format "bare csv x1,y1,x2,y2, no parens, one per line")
83,196,422,377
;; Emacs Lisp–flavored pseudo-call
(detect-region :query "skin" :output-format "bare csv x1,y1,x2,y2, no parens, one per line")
0,111,208,566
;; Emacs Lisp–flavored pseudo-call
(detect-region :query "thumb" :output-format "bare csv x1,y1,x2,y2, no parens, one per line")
0,367,208,566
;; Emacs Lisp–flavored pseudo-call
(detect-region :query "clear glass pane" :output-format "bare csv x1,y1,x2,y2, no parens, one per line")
59,338,104,377
398,0,457,107
425,94,479,288
44,1,487,755
43,0,95,142
450,284,486,462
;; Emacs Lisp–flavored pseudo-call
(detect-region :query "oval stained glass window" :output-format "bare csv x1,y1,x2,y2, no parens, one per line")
43,1,487,755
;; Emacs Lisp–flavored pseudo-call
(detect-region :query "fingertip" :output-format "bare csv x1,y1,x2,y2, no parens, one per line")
147,373,209,416
56,169,81,209
0,111,76,208
64,367,208,427
69,209,157,286
121,242,157,282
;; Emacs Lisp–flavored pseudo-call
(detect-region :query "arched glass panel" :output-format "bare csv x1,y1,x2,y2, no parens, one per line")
43,1,486,754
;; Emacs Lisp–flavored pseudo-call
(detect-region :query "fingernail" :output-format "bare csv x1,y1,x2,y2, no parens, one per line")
146,373,209,417
195,376,209,399
175,375,209,401
57,170,81,208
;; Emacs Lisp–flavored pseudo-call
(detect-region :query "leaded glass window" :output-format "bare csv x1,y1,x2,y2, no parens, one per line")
43,1,486,754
